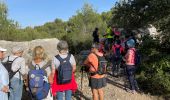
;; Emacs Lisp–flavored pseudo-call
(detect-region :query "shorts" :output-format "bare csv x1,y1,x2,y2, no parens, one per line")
89,77,107,89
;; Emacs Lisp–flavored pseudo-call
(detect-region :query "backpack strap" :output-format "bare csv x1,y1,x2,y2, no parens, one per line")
13,56,19,62
9,56,20,80
89,53,100,74
41,61,51,70
34,64,41,70
55,54,71,64
9,56,20,71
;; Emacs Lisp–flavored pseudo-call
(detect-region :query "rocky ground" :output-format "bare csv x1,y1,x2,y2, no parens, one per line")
21,65,165,100
72,68,164,100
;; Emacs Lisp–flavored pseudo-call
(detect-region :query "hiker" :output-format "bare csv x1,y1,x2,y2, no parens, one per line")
2,46,27,100
111,40,124,76
27,46,53,100
124,30,137,52
49,40,77,100
0,47,9,100
92,27,99,43
124,39,139,94
98,38,106,54
104,26,114,52
83,43,107,100
113,28,121,42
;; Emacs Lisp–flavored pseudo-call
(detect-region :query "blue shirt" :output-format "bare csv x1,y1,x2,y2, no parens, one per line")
0,62,9,100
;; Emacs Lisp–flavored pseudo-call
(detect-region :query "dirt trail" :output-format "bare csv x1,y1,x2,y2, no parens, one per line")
73,71,163,100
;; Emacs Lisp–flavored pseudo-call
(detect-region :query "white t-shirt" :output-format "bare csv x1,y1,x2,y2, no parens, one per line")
2,55,26,80
52,53,76,70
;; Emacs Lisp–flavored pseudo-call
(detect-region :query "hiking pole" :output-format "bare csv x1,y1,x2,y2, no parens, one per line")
80,65,84,100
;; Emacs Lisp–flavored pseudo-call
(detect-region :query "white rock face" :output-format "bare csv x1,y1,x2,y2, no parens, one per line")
147,24,159,37
0,38,59,63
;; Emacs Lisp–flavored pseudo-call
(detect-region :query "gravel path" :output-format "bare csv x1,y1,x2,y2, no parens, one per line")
73,70,163,100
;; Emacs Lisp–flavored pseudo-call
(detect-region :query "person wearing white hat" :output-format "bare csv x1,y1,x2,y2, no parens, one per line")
2,45,27,100
0,46,9,100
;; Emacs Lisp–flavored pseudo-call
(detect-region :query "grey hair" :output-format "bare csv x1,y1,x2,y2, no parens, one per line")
57,40,68,53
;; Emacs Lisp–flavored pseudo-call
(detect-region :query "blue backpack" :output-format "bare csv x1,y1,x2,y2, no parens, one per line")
28,63,50,100
55,54,72,84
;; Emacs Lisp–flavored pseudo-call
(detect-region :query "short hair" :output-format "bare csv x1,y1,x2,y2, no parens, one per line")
32,46,47,60
95,27,98,31
57,40,68,52
12,46,24,53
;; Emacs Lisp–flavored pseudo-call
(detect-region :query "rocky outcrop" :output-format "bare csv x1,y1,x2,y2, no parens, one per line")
0,38,59,63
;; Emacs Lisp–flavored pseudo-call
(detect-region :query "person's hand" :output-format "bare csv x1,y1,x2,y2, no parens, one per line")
1,86,9,93
23,74,28,86
48,72,54,84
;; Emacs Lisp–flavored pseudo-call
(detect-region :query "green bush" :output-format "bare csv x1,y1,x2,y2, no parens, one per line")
137,35,170,95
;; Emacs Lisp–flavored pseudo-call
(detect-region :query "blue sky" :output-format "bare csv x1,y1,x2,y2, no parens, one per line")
5,0,117,28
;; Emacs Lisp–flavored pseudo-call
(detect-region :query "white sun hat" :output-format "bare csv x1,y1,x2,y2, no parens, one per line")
0,46,7,52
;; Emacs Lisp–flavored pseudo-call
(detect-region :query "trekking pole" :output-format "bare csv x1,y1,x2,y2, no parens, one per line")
80,66,84,100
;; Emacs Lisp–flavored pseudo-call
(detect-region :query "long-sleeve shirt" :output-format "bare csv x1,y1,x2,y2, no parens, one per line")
0,62,9,100
3,55,27,80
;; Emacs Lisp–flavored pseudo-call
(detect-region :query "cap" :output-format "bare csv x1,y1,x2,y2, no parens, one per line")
0,46,7,52
12,46,24,53
127,39,135,48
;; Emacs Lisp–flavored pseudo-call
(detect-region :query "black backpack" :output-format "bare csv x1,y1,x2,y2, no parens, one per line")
115,45,121,58
91,54,107,75
55,54,72,84
3,56,20,80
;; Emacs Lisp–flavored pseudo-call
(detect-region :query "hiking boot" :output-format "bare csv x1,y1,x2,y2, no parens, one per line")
131,90,137,94
126,89,136,94
136,88,142,93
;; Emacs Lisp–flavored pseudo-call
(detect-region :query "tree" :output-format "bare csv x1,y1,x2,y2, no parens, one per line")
68,3,106,34
111,0,170,95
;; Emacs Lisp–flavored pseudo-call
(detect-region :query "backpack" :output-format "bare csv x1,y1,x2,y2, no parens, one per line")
3,56,20,80
55,54,72,84
132,49,141,66
91,54,107,75
114,45,121,58
28,63,50,100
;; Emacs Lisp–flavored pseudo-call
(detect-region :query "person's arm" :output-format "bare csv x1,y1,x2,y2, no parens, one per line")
0,77,4,91
19,58,27,75
48,57,56,84
11,57,21,72
70,54,76,73
1,86,9,93
0,71,9,93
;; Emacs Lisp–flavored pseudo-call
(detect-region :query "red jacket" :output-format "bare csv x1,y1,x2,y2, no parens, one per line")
51,72,77,96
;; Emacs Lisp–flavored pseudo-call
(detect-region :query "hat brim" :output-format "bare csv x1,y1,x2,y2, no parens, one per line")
0,48,7,52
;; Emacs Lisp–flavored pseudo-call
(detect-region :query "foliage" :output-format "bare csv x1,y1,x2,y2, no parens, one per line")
111,0,170,95
137,35,170,95
112,0,170,30
0,2,107,51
